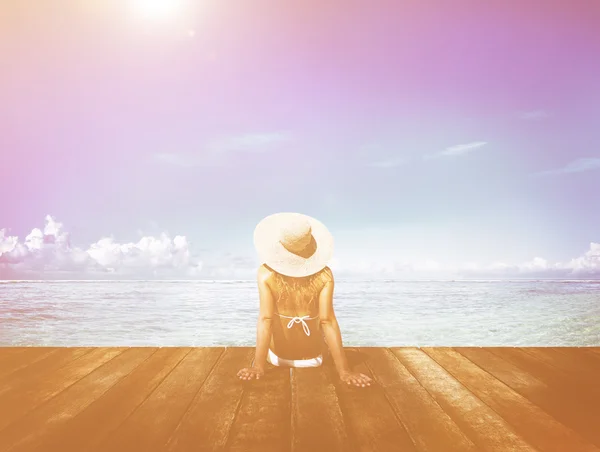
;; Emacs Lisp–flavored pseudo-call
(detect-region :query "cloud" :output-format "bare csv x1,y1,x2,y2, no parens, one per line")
457,244,600,278
0,216,202,279
534,158,600,177
153,132,291,167
328,243,600,279
368,157,408,168
518,110,551,120
1,217,598,280
565,242,600,275
424,141,487,160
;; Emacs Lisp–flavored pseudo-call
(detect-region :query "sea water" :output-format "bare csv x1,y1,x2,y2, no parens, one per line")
0,280,598,346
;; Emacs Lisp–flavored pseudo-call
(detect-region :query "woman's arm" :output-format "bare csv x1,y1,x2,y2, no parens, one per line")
318,276,350,374
238,265,274,380
253,266,275,370
318,271,371,387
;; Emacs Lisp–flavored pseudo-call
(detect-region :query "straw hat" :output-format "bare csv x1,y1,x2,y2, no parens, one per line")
253,212,334,277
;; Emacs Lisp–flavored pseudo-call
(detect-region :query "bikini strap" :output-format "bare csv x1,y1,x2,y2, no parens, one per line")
274,313,318,336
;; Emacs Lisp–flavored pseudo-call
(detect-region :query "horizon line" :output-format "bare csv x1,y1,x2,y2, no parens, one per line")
1,278,599,283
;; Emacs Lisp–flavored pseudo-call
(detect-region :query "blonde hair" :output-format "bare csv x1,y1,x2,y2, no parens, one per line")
268,266,332,311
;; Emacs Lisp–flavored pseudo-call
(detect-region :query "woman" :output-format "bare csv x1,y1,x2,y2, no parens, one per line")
237,212,372,388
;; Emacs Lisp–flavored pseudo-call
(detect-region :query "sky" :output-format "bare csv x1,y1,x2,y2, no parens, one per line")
1,0,599,279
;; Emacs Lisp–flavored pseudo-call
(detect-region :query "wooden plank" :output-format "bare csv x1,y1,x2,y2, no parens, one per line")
549,347,600,366
551,347,600,360
226,366,291,452
89,347,224,452
24,347,193,452
487,347,600,416
362,347,476,452
0,348,59,379
520,347,600,388
0,348,92,394
290,365,350,452
458,347,600,448
423,347,598,452
330,348,416,452
548,347,600,374
0,347,156,452
165,347,254,452
0,348,27,357
0,347,125,431
391,347,536,452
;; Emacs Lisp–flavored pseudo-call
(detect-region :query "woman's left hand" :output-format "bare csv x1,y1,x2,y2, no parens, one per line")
237,366,265,381
339,370,372,387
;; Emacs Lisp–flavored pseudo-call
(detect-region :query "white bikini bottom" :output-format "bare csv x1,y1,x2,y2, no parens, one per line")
267,348,323,368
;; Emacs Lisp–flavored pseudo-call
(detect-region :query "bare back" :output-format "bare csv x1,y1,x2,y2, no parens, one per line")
262,265,332,360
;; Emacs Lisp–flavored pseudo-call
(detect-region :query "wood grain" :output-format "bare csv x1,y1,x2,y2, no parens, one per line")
331,348,416,452
392,347,536,452
423,347,598,452
0,347,598,452
291,365,350,452
362,347,476,452
457,347,600,448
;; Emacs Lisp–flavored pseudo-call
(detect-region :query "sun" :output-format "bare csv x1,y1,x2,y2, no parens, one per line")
130,0,186,21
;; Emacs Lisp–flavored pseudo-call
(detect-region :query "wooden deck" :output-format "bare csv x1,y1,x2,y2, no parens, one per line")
0,347,599,452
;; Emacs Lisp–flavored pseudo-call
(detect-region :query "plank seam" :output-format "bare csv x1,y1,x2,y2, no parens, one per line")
0,347,128,436
92,347,194,448
426,347,561,449
65,347,160,430
327,360,360,452
488,346,600,399
519,347,600,385
0,348,61,380
362,348,419,451
164,347,228,448
471,346,600,448
390,347,518,452
290,368,296,452
221,382,247,452
518,347,568,374
0,347,94,385
464,347,600,449
8,347,160,451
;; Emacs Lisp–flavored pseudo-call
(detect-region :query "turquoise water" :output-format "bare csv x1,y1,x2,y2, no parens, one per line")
1,280,599,346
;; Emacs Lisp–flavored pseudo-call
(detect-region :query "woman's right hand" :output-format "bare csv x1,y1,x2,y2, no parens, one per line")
339,370,372,387
237,366,265,381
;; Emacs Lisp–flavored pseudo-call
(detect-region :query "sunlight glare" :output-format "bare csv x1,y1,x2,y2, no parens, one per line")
131,0,186,21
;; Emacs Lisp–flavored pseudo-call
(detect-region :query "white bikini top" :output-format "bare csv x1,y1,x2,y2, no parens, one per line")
275,313,319,336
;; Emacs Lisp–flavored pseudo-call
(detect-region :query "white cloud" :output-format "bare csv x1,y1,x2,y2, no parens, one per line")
154,132,291,167
425,141,487,160
565,242,600,275
328,244,600,279
1,217,598,280
534,158,600,177
457,244,600,278
0,216,202,279
518,110,551,120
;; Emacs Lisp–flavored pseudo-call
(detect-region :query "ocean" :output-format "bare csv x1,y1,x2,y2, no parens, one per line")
1,280,599,347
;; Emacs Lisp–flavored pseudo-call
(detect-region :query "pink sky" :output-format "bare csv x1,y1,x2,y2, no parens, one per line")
1,0,599,279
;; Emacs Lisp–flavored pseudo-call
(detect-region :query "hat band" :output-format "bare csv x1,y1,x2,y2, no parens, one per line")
279,235,317,259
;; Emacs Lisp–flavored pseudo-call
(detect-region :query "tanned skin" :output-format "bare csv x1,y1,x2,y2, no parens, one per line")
237,265,372,388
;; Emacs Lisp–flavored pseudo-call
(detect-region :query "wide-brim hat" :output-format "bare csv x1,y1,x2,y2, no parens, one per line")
253,212,334,277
